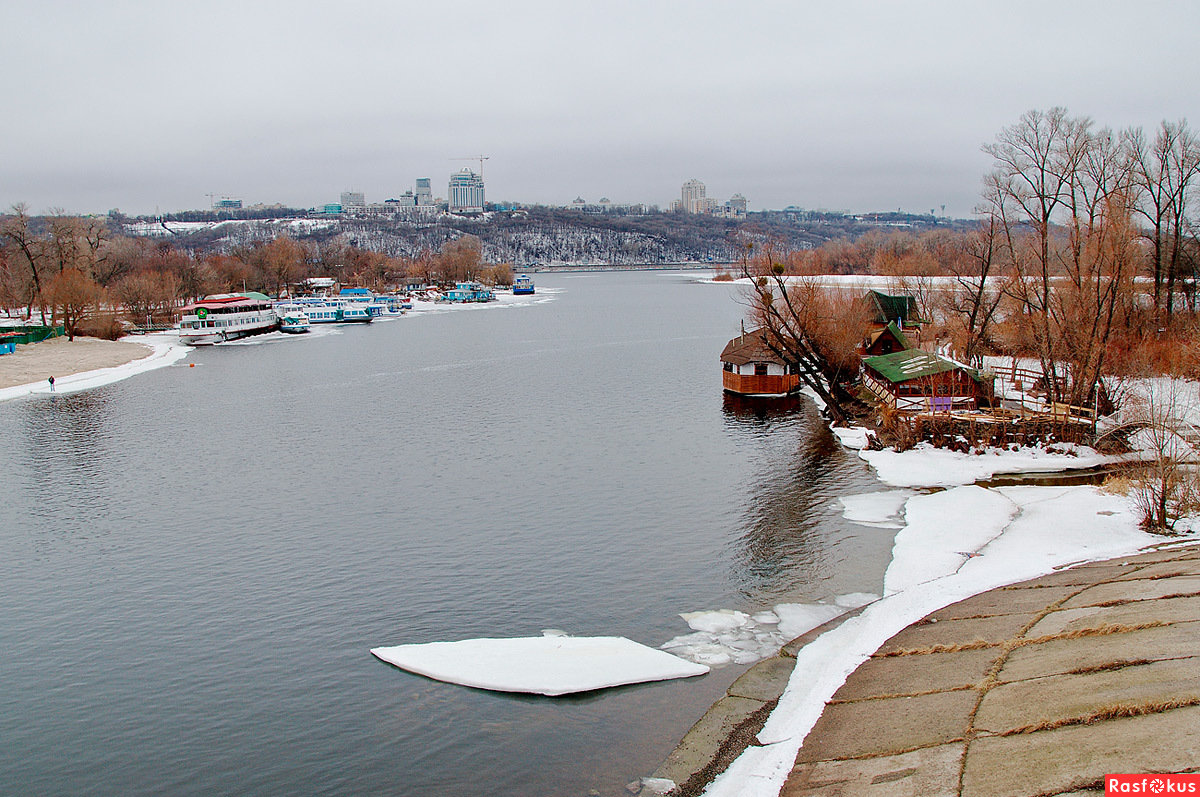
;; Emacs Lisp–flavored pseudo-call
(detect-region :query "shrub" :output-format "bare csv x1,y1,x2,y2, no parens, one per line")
74,312,125,341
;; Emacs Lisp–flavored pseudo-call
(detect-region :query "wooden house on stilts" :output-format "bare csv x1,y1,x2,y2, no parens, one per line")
720,328,801,396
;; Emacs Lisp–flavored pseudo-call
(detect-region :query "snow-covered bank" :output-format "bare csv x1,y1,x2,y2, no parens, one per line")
703,480,1179,797
0,336,190,401
0,288,558,403
860,440,1118,487
700,425,1193,797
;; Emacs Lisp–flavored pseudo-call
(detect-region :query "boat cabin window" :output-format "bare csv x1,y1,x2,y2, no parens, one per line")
723,362,733,372
754,363,769,376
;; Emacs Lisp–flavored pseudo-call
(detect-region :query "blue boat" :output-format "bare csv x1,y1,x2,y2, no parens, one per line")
513,274,535,295
442,281,494,303
281,298,371,324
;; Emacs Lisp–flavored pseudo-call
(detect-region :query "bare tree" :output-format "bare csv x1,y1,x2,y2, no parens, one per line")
1123,380,1200,531
257,236,304,296
740,242,868,424
0,204,49,322
113,269,179,326
436,235,484,284
1130,119,1200,316
47,267,102,341
46,213,107,277
942,214,1007,367
984,108,1137,408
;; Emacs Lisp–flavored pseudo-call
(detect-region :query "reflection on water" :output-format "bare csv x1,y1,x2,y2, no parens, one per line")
721,391,806,423
723,392,875,602
18,390,122,545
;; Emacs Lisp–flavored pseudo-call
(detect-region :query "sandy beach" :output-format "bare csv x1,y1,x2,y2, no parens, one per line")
0,336,157,390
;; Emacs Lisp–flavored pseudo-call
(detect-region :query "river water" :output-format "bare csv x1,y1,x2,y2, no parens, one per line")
0,271,893,797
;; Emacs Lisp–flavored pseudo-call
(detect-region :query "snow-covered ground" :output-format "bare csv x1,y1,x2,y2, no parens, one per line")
699,421,1197,797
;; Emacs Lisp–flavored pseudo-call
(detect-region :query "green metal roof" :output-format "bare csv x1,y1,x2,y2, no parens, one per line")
862,349,960,383
865,290,921,325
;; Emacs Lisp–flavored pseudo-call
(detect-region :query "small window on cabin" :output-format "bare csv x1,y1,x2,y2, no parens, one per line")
937,384,950,396
755,363,769,376
724,362,733,372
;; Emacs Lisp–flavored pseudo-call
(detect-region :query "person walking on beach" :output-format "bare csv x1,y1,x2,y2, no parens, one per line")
48,376,55,392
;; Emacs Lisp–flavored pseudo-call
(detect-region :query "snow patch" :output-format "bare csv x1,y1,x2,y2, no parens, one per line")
859,442,1115,488
884,486,1016,595
830,425,873,450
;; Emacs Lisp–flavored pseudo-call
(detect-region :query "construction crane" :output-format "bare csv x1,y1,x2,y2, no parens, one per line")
449,155,490,178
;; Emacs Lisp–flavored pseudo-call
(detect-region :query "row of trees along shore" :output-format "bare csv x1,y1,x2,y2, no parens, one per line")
735,108,1200,426
0,214,512,339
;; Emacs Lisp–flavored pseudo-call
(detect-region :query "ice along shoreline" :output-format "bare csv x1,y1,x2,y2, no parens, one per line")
0,335,191,401
645,419,1197,797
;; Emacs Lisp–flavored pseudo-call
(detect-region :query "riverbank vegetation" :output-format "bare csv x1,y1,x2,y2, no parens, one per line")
739,108,1199,404
731,109,1200,530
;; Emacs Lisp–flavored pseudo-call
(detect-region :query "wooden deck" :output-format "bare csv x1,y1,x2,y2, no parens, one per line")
722,371,800,396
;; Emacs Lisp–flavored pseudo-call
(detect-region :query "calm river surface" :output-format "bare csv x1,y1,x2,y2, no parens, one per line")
1,271,893,796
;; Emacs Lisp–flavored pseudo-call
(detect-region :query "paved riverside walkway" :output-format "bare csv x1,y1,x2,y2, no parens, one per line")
780,543,1200,797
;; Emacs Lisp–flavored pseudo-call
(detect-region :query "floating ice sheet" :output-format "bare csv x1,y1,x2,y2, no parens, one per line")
662,596,877,668
370,635,709,696
838,490,912,528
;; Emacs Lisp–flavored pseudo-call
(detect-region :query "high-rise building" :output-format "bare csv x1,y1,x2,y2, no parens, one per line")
415,178,433,205
340,191,365,209
448,168,485,213
681,179,706,213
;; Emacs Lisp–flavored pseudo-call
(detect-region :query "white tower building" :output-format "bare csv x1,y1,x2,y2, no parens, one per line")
681,179,706,214
448,169,485,213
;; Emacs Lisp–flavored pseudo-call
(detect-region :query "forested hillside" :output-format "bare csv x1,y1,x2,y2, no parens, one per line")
125,206,970,266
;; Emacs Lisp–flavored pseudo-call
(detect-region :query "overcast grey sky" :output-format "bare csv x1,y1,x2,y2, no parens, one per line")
4,0,1198,217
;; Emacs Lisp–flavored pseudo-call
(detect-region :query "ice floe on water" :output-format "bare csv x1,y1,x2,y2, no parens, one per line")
836,489,913,528
370,635,708,696
661,595,879,667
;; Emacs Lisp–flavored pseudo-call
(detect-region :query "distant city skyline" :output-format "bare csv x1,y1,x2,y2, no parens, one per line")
3,1,1199,218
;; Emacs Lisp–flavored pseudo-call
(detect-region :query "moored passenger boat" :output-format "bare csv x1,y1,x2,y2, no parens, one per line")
178,293,279,345
339,303,373,323
442,281,494,303
278,308,311,334
513,274,535,295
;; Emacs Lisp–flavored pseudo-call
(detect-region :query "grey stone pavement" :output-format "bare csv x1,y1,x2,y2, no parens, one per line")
782,543,1200,797
650,543,1200,797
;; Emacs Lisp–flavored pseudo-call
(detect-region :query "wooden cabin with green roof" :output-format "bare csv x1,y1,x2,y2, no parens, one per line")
861,349,988,412
863,320,912,357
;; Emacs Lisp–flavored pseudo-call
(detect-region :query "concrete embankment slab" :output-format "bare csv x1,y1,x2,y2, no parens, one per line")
778,544,1200,797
